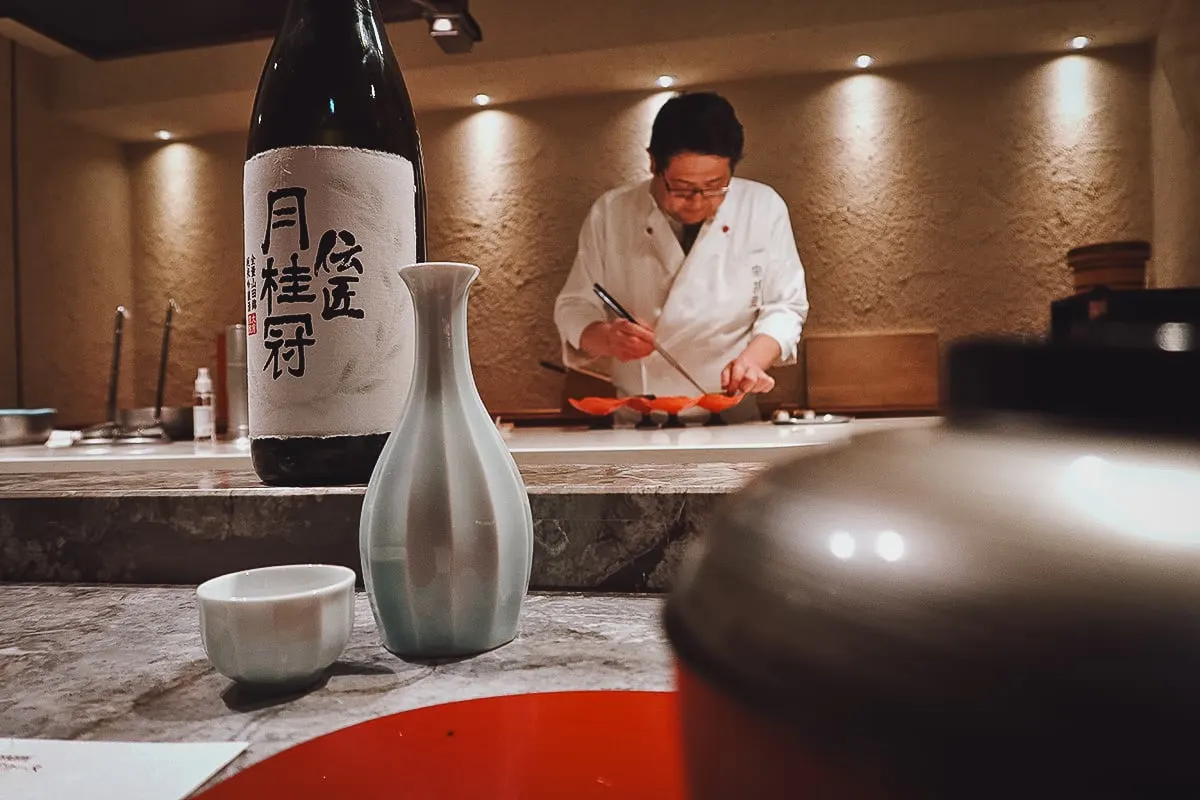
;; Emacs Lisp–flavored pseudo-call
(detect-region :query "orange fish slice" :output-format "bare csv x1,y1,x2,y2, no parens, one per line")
696,393,745,413
649,395,699,415
568,397,628,416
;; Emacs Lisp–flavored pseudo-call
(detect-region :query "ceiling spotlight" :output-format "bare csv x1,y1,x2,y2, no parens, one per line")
1070,35,1091,50
855,54,874,69
153,130,173,141
426,11,483,55
655,74,676,89
473,93,491,107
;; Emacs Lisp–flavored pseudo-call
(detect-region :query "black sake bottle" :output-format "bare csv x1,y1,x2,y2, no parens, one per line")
243,0,427,486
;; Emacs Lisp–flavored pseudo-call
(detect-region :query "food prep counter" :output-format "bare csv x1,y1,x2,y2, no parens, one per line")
0,416,940,474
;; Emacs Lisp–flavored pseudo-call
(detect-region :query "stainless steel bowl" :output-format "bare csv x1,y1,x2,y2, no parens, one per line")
0,408,57,447
118,406,195,441
665,338,1200,798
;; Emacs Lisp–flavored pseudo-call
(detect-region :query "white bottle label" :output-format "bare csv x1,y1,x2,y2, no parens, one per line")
194,406,214,439
243,146,417,439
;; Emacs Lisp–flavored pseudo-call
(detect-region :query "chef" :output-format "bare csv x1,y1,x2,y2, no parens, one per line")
553,91,809,422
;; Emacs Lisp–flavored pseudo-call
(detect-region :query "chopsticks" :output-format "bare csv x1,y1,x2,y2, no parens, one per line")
592,283,708,395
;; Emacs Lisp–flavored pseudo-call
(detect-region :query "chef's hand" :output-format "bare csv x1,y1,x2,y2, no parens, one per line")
721,335,782,394
581,320,656,362
721,356,775,394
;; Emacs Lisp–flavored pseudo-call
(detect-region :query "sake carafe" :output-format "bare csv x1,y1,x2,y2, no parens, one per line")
360,261,533,658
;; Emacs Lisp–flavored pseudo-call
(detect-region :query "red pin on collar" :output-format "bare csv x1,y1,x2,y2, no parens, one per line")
722,225,730,233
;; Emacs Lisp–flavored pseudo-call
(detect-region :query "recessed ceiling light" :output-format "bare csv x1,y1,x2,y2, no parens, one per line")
431,17,454,33
855,54,874,69
472,93,491,106
655,74,676,89
154,130,173,141
1070,35,1091,50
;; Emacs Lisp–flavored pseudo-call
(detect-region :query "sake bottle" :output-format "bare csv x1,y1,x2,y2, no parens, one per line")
243,0,427,486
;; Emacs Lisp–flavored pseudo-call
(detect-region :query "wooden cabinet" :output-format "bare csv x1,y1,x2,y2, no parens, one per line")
804,332,940,413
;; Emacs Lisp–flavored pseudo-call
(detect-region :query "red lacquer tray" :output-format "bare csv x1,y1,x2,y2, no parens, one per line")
194,690,683,799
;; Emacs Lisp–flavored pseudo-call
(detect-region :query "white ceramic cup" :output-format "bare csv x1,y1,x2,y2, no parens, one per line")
196,564,356,690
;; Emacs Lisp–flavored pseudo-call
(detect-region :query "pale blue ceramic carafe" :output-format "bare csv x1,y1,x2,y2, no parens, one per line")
359,261,534,658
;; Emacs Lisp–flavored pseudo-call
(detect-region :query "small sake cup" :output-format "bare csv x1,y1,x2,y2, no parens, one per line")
197,564,356,691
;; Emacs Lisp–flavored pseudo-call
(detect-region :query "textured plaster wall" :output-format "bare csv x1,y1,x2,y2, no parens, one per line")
421,93,672,409
122,46,1152,413
15,47,135,426
1151,1,1200,288
751,49,1150,342
122,93,669,412
420,46,1152,409
0,40,15,407
126,135,245,409
1151,61,1200,288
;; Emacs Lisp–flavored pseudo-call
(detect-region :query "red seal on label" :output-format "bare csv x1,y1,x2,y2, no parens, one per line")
247,313,258,336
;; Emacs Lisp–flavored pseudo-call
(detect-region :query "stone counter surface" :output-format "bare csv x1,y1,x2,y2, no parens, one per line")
0,584,672,790
0,462,764,497
0,463,768,591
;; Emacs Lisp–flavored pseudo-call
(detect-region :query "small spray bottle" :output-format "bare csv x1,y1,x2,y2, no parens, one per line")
193,367,217,447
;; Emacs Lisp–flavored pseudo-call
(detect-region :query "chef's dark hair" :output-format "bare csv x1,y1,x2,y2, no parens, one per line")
648,92,744,171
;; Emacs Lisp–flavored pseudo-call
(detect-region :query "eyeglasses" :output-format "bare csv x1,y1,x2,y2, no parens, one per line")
661,175,731,200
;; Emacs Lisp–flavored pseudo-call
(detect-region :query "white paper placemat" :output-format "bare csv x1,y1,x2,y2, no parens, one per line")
0,738,249,800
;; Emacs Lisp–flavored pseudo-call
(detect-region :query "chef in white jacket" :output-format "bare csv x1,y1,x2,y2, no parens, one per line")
554,92,809,422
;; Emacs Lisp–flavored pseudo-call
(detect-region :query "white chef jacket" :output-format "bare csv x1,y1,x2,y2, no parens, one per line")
554,177,810,397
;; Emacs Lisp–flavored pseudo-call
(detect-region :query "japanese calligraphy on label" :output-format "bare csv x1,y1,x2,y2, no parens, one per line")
244,146,417,438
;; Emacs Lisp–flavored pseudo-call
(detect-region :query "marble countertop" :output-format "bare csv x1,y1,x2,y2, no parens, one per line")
0,417,941,474
0,461,767,498
0,461,767,590
0,420,942,591
0,584,671,789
